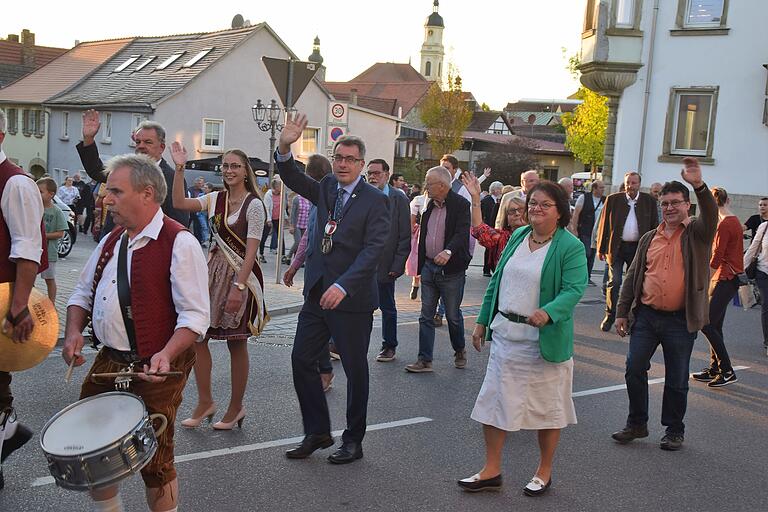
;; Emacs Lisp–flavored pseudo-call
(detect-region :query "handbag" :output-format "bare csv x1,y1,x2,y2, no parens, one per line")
738,283,758,310
745,222,766,279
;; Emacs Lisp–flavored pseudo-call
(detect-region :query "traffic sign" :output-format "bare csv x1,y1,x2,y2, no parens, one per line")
328,102,348,124
328,126,346,147
262,57,319,108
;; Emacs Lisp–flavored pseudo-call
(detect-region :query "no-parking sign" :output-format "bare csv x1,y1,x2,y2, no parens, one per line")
328,125,346,146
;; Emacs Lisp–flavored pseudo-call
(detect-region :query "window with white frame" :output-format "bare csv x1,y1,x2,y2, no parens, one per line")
662,87,718,160
301,128,319,155
61,111,70,140
615,0,635,27
6,108,17,134
684,0,724,27
129,113,147,146
202,119,224,150
102,112,112,143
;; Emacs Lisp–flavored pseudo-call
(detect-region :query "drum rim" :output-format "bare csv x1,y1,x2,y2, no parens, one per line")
40,391,148,455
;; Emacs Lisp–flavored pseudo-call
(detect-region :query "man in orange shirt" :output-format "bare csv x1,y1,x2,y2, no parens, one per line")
611,158,717,451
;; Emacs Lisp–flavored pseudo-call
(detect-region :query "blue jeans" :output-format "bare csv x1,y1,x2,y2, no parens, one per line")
378,281,398,349
418,261,465,361
625,305,696,435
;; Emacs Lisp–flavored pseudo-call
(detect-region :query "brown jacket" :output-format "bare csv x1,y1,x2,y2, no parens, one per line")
616,184,718,333
597,191,659,264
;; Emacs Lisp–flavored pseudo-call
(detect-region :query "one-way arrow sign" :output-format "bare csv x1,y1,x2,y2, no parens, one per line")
262,57,319,109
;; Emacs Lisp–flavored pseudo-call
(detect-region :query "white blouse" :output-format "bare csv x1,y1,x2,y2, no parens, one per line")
197,191,266,239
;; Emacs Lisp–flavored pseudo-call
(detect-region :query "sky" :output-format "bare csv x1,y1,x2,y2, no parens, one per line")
4,0,586,110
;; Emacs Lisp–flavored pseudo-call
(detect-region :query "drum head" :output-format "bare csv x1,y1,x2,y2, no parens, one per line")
41,392,146,456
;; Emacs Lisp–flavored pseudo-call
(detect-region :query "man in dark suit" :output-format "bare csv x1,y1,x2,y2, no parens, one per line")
276,113,390,464
596,171,659,331
365,159,411,363
76,110,189,237
406,166,471,373
480,181,503,275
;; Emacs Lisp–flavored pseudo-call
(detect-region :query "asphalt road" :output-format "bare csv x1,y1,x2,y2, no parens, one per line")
2,275,767,511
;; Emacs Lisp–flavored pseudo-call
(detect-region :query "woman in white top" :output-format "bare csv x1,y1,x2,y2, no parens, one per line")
171,144,267,431
744,218,768,355
458,181,587,498
57,176,80,207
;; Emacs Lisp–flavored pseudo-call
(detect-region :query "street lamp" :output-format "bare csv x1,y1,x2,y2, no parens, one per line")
251,99,284,181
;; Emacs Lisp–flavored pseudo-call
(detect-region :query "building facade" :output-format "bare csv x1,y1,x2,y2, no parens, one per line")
579,0,768,218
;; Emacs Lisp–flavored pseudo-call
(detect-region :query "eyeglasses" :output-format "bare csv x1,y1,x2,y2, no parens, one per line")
507,208,524,215
366,170,386,177
221,163,244,171
333,155,363,165
660,200,687,209
528,201,556,211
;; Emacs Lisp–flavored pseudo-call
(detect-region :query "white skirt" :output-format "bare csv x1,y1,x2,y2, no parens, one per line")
470,330,577,432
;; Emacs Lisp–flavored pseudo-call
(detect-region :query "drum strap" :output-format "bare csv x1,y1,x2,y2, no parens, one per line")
117,233,139,357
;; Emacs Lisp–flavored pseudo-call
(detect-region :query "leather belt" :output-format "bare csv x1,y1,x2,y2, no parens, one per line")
102,346,149,365
499,311,528,324
639,303,685,318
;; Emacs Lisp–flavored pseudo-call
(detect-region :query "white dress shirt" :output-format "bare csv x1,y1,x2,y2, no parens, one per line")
68,208,210,350
621,193,640,242
0,150,44,264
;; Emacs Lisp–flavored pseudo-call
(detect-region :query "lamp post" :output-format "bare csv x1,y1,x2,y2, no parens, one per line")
252,99,290,283
251,99,284,182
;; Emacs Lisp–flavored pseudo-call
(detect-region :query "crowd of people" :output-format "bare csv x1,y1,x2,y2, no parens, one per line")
0,105,766,510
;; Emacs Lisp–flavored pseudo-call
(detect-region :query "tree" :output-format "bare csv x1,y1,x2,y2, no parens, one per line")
562,87,607,175
474,138,540,188
419,72,473,158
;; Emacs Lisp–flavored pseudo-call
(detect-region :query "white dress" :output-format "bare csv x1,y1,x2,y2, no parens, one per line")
471,234,577,432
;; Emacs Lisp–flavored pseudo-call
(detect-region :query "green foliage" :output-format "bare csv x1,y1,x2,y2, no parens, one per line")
562,87,607,172
419,72,473,157
480,102,491,111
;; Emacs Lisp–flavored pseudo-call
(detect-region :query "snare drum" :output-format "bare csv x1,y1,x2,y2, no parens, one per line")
40,392,167,491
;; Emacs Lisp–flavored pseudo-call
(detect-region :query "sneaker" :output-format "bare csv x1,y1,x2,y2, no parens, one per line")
328,343,341,361
258,254,267,263
454,350,467,369
660,433,684,451
708,370,738,388
611,425,649,444
376,347,396,362
691,367,718,382
405,359,433,373
588,279,597,286
433,314,443,327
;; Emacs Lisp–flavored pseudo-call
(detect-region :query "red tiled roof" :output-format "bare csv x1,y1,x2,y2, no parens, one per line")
0,39,133,103
462,131,571,154
324,81,432,117
0,40,68,66
351,63,427,83
325,91,399,116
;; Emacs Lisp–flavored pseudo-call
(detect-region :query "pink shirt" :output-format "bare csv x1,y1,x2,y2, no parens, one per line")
425,200,448,259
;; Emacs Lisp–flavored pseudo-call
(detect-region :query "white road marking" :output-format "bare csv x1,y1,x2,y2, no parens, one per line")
572,365,750,397
31,416,433,488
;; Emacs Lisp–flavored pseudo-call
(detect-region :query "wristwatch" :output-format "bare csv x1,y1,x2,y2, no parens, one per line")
175,163,185,172
444,249,452,256
233,282,246,291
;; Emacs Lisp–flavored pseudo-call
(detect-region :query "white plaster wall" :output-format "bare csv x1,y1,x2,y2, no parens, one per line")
1,105,49,172
155,28,328,165
346,107,397,165
613,1,768,197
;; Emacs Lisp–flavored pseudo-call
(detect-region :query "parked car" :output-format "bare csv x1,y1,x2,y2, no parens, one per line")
52,195,77,258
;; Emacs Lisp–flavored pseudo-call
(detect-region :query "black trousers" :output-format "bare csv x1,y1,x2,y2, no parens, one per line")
291,283,373,443
701,277,738,372
0,371,12,410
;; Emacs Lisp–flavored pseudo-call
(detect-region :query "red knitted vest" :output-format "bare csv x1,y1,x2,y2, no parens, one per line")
0,159,48,283
97,216,185,358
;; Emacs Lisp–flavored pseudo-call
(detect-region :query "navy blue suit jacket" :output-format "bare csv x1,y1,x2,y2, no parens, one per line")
277,155,390,313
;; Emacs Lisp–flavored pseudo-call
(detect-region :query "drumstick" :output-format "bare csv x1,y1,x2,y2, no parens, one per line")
90,371,184,378
64,358,76,383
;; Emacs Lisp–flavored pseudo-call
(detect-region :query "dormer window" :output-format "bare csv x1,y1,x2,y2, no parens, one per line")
134,56,156,72
182,48,213,68
156,53,184,70
114,55,141,72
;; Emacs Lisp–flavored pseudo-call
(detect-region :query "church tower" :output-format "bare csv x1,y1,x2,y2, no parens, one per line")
420,0,445,82
308,35,325,81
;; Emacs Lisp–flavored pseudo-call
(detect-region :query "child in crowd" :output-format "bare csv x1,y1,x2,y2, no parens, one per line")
36,177,69,301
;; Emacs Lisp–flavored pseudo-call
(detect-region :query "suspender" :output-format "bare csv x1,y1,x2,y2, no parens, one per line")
117,233,139,357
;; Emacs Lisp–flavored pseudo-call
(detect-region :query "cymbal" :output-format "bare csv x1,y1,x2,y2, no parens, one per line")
0,282,59,372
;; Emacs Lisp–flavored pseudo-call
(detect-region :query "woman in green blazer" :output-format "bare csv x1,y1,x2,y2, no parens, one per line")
457,180,587,497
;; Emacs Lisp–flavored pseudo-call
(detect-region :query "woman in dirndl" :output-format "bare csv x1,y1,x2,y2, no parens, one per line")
171,144,268,431
458,181,587,497
405,189,428,300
